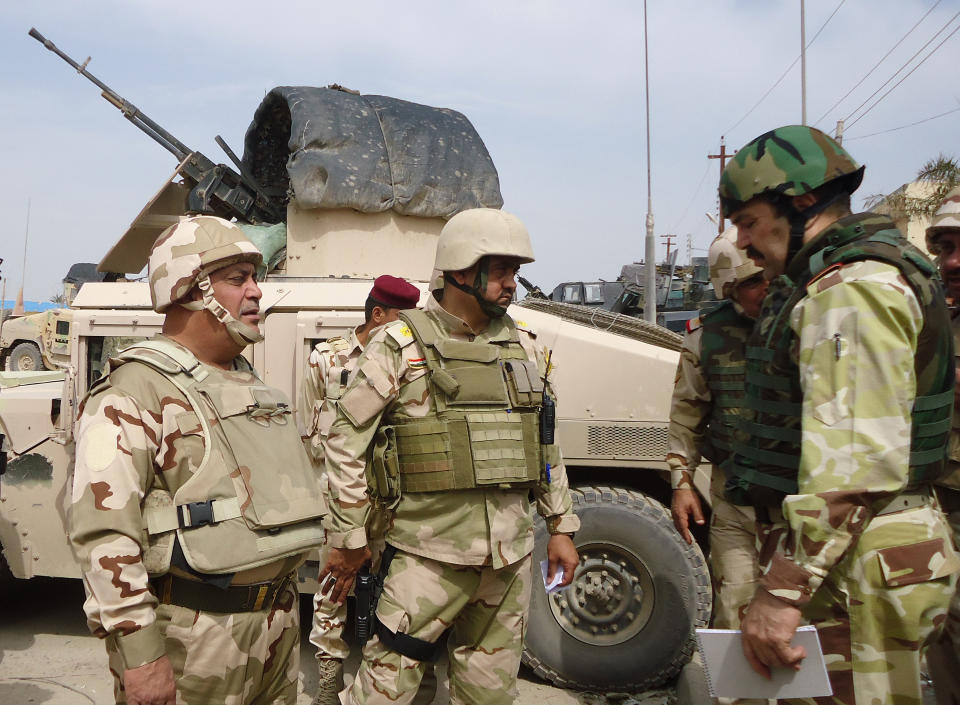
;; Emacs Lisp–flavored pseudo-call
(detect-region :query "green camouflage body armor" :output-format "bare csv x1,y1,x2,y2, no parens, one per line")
101,339,328,575
698,300,753,469
728,214,955,507
373,309,544,495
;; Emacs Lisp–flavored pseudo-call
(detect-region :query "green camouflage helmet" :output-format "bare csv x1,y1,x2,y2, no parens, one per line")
926,186,960,254
148,216,263,313
709,226,762,299
719,125,864,217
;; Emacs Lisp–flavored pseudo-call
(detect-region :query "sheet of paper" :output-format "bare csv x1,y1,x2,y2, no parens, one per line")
539,559,569,594
695,626,832,699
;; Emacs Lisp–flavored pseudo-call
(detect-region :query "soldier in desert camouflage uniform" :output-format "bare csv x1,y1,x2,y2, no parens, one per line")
299,275,422,705
922,186,960,705
69,216,327,705
321,208,581,705
719,126,960,705
668,228,768,705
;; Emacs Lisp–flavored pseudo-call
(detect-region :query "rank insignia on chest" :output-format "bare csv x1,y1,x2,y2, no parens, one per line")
408,357,427,369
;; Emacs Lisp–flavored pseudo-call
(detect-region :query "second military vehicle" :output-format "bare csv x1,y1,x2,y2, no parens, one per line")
0,31,713,693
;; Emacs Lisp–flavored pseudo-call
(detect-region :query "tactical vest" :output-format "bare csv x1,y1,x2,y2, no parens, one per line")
104,339,327,575
728,215,955,507
313,336,355,440
374,310,545,495
698,300,752,468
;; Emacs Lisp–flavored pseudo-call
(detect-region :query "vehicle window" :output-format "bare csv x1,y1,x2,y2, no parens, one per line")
583,284,604,304
563,285,582,303
86,335,148,387
55,320,70,335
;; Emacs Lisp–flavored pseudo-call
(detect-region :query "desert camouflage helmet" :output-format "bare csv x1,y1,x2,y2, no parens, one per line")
434,208,535,273
925,186,960,254
709,227,762,299
719,125,864,217
148,216,264,346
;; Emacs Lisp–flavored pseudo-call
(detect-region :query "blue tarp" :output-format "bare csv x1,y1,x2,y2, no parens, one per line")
0,300,58,312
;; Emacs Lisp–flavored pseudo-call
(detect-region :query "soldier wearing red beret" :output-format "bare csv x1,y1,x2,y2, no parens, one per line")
299,275,431,705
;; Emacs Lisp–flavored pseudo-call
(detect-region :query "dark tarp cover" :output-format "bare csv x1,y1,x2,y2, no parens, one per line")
242,86,503,219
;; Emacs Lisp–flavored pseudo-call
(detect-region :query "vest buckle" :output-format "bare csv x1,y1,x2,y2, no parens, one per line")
179,500,215,529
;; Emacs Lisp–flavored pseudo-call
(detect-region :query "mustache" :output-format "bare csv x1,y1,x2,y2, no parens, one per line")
746,246,764,260
240,306,260,315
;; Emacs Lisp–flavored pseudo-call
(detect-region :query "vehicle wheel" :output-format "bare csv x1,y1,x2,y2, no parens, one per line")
6,342,44,371
522,484,712,691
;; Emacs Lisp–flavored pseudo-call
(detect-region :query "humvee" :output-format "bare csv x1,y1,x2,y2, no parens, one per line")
0,32,712,693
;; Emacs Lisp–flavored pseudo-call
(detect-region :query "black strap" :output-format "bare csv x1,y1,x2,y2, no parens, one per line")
375,618,443,662
372,543,443,662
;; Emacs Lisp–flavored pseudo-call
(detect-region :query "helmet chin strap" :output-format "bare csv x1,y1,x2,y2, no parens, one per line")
181,273,264,346
782,191,848,265
444,257,509,318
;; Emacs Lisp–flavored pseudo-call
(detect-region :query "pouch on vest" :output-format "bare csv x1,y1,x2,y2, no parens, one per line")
370,425,401,504
197,381,325,529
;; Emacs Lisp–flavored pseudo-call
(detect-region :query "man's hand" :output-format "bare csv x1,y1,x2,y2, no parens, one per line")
319,545,372,604
123,655,176,705
547,534,579,588
741,588,806,679
671,488,705,545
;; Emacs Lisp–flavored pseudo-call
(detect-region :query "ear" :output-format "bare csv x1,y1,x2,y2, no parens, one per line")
793,192,817,210
449,266,477,287
371,306,387,325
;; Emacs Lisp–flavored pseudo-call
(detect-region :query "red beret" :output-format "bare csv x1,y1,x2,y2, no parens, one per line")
369,275,420,309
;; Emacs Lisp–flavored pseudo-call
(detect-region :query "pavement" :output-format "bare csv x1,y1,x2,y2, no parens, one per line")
0,576,677,705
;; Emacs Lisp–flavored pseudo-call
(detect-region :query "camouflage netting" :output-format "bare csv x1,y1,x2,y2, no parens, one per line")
242,86,503,218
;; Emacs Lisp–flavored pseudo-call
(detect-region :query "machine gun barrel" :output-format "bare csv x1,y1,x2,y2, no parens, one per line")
29,28,284,224
29,28,192,162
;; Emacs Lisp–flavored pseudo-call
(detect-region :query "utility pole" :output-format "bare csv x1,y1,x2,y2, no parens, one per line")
643,0,657,324
660,234,675,261
834,119,845,145
13,198,30,317
707,137,733,235
800,0,807,125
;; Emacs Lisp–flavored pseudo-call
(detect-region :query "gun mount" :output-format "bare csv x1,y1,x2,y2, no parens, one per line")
29,28,284,225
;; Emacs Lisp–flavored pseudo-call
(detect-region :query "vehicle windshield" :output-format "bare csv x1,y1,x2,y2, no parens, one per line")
563,284,582,303
583,284,604,304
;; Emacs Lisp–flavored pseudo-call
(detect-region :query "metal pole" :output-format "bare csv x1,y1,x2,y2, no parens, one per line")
800,0,807,125
834,119,845,145
643,0,657,324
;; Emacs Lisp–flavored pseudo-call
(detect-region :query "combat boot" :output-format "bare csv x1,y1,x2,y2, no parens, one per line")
312,658,344,705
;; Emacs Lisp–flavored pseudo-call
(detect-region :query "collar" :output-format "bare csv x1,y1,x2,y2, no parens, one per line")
785,212,892,283
424,294,515,342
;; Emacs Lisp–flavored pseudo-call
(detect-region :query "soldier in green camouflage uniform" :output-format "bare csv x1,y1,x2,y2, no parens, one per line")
720,126,960,705
69,216,328,705
668,228,768,705
921,186,960,705
299,275,424,705
321,208,581,705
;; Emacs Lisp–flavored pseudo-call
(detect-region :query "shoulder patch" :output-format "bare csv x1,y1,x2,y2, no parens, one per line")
686,317,701,333
514,319,537,337
385,321,416,347
807,262,845,293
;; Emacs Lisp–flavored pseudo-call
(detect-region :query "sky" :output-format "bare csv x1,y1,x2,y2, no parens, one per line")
0,0,958,302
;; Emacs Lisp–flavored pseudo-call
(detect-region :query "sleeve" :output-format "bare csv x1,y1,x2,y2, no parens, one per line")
300,346,327,465
68,385,165,669
322,336,402,549
523,335,581,535
761,263,922,605
666,328,711,490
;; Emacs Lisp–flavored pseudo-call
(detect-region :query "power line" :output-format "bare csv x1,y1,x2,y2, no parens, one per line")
723,0,847,136
670,161,712,234
843,9,960,125
814,0,941,127
844,105,960,141
846,19,960,129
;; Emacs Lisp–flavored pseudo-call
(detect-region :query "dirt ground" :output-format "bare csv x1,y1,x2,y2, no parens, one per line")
0,576,677,705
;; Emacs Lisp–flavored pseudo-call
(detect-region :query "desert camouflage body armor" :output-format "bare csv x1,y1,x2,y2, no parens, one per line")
698,300,752,468
374,309,544,495
729,214,955,507
99,338,327,575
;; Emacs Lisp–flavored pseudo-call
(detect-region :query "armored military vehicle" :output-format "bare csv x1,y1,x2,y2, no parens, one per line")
0,31,712,693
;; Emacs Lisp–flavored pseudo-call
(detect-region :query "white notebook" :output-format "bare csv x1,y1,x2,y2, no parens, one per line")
695,626,832,699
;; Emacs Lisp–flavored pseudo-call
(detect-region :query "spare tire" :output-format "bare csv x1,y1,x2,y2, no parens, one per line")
522,484,711,691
